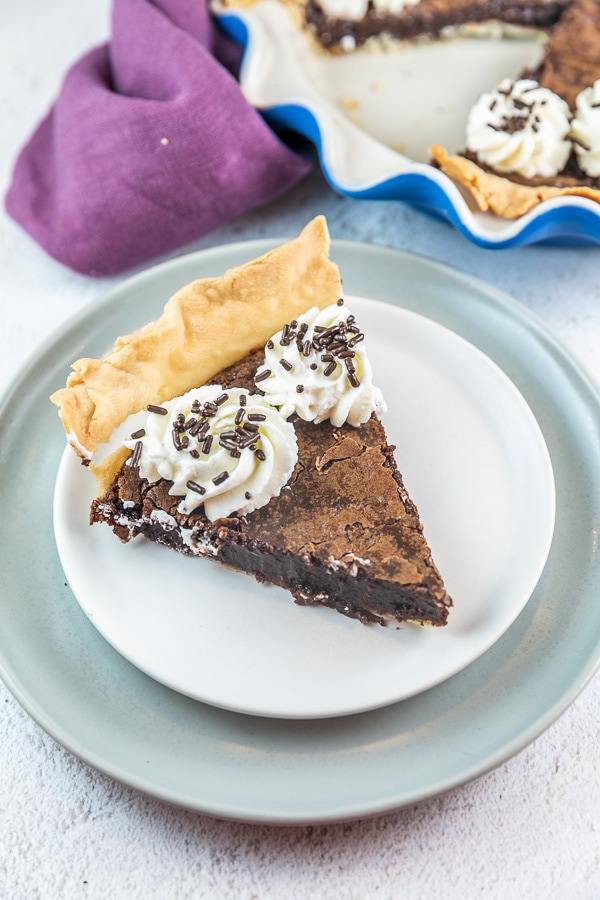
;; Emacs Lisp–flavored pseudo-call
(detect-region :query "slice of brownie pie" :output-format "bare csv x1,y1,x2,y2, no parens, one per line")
51,216,451,627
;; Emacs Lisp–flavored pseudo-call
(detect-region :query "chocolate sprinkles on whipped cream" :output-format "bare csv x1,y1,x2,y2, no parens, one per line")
132,392,269,476
264,300,365,390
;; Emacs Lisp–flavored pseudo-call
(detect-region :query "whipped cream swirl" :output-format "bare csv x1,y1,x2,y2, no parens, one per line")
254,302,386,428
124,385,297,521
571,80,600,177
466,78,572,179
372,0,420,12
317,0,368,20
318,0,419,20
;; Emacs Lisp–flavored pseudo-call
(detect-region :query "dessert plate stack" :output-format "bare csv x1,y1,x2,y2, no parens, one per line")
215,1,600,248
1,238,600,823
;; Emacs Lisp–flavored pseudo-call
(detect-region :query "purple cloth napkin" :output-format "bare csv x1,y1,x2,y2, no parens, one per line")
5,0,311,276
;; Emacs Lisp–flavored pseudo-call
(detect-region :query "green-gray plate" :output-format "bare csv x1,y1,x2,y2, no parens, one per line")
1,240,599,824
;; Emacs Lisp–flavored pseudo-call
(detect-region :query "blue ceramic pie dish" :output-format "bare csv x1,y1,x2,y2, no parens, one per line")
215,1,600,248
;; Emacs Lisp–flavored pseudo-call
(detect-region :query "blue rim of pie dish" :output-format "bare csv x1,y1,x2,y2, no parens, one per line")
217,11,600,250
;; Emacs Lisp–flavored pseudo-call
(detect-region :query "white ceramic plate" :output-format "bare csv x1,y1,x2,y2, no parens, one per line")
53,296,555,719
216,1,600,248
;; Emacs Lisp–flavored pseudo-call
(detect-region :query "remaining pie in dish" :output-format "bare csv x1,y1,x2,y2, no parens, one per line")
217,0,570,52
216,0,600,217
51,217,451,627
431,0,600,216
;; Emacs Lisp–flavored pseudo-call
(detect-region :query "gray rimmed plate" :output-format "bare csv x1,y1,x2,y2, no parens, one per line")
0,239,599,824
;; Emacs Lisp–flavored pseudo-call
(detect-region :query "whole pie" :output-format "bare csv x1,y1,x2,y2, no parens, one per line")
51,217,451,627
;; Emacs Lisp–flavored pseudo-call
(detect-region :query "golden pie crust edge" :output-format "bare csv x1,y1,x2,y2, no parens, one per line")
429,145,600,218
50,216,342,468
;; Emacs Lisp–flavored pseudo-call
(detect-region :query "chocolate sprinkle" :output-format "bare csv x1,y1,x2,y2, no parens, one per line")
213,470,229,485
130,440,143,468
130,428,146,439
197,421,211,440
347,333,364,348
280,324,294,346
239,434,259,450
186,480,206,495
255,369,271,383
147,404,168,415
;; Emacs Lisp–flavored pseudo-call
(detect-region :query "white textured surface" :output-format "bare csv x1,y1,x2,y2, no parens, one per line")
1,2,600,898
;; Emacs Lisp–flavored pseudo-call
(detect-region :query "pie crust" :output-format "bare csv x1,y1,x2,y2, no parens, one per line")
430,145,600,218
51,216,342,462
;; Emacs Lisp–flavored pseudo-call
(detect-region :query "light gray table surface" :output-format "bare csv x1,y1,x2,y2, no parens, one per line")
2,2,599,898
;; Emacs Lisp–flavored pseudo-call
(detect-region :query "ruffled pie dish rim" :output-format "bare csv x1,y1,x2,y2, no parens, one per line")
214,3,600,249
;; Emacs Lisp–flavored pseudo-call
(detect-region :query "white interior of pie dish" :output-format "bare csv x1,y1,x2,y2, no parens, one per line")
215,1,600,248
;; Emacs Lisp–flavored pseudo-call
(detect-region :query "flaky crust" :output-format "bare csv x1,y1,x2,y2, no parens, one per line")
51,216,342,461
430,145,600,218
